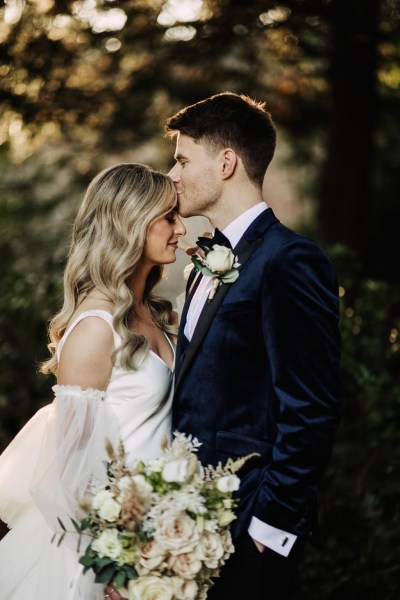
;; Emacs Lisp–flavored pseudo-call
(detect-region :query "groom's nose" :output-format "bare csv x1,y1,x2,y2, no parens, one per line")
168,163,180,181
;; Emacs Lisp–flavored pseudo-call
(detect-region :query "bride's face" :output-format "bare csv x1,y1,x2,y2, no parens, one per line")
142,207,186,266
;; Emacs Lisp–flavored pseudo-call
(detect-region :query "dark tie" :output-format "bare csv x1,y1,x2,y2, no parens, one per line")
196,228,232,250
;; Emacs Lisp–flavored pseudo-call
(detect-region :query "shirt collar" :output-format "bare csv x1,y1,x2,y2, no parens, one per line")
219,202,268,249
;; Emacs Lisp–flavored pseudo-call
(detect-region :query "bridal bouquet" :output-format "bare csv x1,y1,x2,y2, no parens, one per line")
61,432,256,600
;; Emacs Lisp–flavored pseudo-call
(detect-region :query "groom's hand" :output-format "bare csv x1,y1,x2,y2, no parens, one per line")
253,538,266,553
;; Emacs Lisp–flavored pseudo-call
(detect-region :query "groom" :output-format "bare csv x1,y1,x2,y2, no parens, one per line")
166,92,341,599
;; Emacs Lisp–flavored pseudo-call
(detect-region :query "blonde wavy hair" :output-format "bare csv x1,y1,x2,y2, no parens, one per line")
41,163,178,376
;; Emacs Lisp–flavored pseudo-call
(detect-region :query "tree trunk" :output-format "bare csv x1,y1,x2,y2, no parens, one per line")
318,0,379,255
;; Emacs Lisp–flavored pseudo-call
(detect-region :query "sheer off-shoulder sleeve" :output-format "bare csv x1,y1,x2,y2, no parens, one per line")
0,385,115,599
29,385,119,532
0,386,118,528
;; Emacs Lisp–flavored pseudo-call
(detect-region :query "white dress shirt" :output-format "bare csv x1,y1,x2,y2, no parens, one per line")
184,202,298,556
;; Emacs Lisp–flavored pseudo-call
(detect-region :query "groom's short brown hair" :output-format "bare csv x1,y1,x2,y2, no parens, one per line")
165,92,276,187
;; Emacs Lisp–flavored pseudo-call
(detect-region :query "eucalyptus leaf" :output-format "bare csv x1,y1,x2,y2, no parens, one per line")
70,517,81,533
113,570,126,588
94,557,114,570
94,564,116,584
124,565,138,579
79,555,94,568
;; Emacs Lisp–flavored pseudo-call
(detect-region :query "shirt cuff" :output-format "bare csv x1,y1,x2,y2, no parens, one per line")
248,516,297,557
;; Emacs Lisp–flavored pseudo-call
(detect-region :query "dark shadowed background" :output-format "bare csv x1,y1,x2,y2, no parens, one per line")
0,1,399,597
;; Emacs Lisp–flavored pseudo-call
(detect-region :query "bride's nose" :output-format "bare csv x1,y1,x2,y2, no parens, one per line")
175,217,186,237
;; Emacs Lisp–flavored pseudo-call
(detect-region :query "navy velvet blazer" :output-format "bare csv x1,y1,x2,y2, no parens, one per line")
172,208,341,543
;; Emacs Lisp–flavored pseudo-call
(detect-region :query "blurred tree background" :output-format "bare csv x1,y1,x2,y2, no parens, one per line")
0,0,399,597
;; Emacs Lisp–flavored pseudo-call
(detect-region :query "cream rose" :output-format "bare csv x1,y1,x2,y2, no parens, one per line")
155,512,200,554
195,531,225,569
171,576,199,600
220,528,235,559
169,551,203,579
91,528,122,561
127,575,174,600
205,245,234,273
216,474,240,493
136,540,167,575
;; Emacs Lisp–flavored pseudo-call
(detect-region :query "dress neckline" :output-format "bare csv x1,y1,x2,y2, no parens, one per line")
58,309,175,372
150,334,175,373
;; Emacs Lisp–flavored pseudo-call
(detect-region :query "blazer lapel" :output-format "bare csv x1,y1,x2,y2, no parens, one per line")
175,208,279,393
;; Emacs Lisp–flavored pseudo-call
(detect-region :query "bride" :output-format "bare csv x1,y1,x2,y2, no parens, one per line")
0,163,186,598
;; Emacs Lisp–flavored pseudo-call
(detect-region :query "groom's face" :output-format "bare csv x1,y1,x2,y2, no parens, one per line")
168,133,221,219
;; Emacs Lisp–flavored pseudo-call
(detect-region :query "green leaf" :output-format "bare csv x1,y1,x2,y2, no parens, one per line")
113,570,127,588
94,564,116,584
70,517,81,533
80,518,92,531
191,255,204,270
94,557,114,570
57,517,66,531
199,266,216,278
79,555,94,568
124,565,138,580
57,532,66,547
221,269,239,283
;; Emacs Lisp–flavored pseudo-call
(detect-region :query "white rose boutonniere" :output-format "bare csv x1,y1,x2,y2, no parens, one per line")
191,242,240,302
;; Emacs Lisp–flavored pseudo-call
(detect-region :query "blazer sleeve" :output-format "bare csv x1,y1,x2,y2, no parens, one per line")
253,237,341,533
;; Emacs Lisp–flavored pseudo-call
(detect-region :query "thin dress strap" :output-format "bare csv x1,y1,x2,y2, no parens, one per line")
57,310,119,361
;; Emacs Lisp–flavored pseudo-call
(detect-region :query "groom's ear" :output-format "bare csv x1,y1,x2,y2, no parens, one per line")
220,148,237,180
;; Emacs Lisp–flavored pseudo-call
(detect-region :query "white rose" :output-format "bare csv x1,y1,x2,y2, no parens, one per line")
92,490,121,522
162,459,189,483
98,498,121,522
92,489,114,510
169,551,203,579
195,531,225,569
128,576,174,600
91,528,122,561
205,245,234,273
216,474,240,493
155,512,200,554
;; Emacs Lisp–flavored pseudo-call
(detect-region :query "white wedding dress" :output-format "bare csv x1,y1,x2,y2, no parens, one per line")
0,310,174,599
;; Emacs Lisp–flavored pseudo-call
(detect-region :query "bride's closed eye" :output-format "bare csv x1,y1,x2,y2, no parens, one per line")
165,210,178,223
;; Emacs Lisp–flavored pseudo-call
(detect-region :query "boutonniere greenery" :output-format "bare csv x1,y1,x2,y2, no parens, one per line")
191,242,240,302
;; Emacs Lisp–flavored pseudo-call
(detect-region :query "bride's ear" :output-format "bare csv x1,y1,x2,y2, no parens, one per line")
220,148,237,180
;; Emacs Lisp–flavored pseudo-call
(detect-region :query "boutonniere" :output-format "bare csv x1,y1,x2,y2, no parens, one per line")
191,242,240,302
